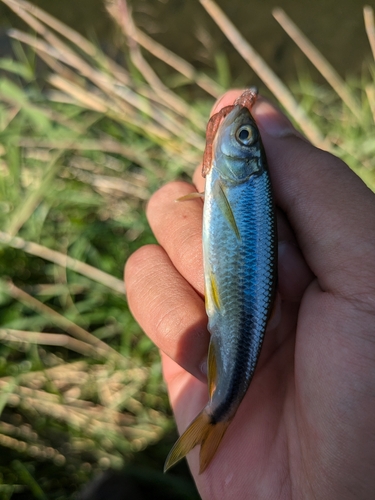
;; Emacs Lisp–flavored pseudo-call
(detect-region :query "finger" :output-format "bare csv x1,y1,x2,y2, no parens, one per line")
161,351,206,477
125,244,209,382
146,182,205,295
211,89,246,114
252,98,375,295
276,209,314,301
161,351,206,428
193,167,205,193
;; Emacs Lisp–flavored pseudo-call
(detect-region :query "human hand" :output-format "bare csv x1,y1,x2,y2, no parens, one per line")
125,90,375,500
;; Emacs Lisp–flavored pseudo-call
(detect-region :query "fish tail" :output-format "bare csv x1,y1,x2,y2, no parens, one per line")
164,408,230,474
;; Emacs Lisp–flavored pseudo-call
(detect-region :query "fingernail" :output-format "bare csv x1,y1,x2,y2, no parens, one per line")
254,100,303,139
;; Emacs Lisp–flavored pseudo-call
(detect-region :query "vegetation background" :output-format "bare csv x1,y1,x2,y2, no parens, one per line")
0,0,374,498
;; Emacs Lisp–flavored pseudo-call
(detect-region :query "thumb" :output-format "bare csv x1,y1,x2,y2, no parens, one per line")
253,98,375,297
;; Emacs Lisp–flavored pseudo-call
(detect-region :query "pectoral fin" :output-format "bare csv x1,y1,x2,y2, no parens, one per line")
213,180,241,240
176,192,204,202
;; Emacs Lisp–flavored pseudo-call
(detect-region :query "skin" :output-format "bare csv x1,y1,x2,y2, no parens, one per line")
125,90,375,500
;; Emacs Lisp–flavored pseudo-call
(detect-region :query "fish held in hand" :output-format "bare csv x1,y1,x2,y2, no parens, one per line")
164,89,277,474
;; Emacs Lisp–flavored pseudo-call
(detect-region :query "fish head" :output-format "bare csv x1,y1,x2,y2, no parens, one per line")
212,105,265,183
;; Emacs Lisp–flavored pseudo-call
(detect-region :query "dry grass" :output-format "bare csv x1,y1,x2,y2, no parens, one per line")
0,0,374,496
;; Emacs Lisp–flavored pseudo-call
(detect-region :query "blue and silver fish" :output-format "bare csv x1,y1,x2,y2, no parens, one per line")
165,89,277,473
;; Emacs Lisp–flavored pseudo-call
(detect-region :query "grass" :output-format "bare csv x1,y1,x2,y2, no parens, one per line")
0,0,374,498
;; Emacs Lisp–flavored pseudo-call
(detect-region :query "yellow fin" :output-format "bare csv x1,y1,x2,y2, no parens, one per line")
164,409,230,474
164,410,211,473
205,270,221,314
176,192,204,202
209,272,221,311
213,180,241,239
199,420,230,473
207,340,217,399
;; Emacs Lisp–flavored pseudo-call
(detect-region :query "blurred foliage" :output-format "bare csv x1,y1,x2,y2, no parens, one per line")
0,0,374,498
0,78,173,498
0,16,202,498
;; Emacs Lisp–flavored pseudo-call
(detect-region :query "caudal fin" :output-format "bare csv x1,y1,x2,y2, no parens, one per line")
164,409,229,474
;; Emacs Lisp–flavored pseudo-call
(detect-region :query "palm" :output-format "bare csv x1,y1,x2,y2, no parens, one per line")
167,276,373,500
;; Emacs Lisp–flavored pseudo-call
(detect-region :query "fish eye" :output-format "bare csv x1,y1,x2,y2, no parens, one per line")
235,124,257,146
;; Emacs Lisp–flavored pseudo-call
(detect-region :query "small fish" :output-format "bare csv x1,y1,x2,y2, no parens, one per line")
165,89,277,474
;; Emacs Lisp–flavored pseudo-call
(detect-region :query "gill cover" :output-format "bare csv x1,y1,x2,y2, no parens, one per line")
212,106,264,183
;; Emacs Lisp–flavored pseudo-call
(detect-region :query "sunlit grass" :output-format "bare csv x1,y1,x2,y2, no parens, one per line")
0,82,172,497
0,0,374,497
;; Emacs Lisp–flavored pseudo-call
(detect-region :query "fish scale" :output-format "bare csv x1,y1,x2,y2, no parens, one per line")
204,169,276,422
164,95,277,474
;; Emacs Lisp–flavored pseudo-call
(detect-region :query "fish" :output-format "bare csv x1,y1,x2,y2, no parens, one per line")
164,89,277,474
